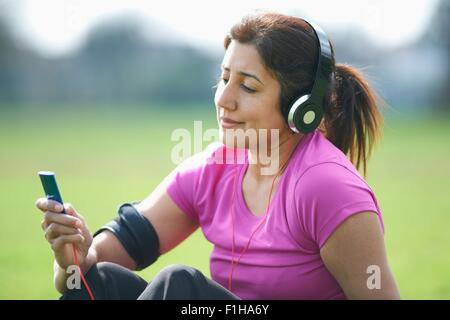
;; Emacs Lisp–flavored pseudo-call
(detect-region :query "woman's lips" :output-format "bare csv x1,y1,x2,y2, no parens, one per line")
220,117,244,128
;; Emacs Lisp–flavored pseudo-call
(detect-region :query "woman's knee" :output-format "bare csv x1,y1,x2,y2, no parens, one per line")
94,261,127,277
137,264,205,300
156,264,202,282
138,264,239,300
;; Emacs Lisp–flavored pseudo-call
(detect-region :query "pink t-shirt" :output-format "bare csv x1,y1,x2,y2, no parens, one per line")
165,129,384,300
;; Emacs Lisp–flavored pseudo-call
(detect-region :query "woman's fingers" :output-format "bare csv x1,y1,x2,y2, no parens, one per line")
64,203,85,222
51,234,85,252
44,211,82,229
45,223,80,241
35,198,64,213
38,201,84,231
64,203,92,242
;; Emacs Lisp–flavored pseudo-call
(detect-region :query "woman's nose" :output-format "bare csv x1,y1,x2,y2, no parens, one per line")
215,83,237,111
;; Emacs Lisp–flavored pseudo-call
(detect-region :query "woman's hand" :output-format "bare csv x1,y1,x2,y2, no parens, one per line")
35,198,93,271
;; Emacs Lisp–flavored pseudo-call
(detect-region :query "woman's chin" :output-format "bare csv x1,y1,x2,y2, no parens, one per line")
220,133,247,149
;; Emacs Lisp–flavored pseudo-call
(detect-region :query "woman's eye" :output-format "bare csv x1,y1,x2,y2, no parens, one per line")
241,84,256,93
217,77,255,93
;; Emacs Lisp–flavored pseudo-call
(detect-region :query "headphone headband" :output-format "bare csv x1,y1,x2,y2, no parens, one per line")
287,19,334,133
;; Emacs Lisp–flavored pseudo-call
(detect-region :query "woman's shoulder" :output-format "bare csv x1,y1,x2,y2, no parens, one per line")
290,129,368,186
170,142,237,182
165,142,236,202
175,142,225,170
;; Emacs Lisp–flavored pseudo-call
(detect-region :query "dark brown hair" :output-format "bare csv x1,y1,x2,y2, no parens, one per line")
224,12,383,178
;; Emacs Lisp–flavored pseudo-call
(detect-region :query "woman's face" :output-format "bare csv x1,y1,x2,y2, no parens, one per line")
214,40,289,149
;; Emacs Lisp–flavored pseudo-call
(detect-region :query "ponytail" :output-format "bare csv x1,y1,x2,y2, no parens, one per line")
322,63,384,178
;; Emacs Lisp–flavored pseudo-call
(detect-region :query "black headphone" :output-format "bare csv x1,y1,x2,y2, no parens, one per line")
287,19,334,134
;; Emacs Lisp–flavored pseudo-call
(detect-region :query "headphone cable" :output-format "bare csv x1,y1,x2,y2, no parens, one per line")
228,133,296,292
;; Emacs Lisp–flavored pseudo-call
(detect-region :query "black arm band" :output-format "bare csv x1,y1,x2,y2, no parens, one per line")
93,202,160,271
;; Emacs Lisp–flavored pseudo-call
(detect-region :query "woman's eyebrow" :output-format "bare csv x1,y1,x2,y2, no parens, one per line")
221,65,264,85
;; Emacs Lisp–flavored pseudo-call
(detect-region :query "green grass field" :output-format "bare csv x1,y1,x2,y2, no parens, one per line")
0,105,449,299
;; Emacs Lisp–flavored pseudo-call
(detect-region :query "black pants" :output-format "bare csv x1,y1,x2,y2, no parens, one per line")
60,262,241,300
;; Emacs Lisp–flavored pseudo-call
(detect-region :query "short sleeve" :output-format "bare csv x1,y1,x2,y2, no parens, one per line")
163,142,224,224
294,162,384,249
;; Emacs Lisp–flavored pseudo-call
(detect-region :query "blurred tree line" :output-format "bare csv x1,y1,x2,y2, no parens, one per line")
0,13,219,108
0,2,449,112
423,0,450,112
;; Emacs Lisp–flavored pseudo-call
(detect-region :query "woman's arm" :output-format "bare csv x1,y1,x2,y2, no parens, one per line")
320,211,401,299
134,184,199,255
50,178,199,294
88,179,199,269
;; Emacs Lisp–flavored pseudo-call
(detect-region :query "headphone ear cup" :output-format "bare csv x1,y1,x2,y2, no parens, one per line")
289,100,323,133
287,95,323,133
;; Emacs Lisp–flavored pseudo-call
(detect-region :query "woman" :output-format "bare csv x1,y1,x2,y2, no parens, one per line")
35,12,400,300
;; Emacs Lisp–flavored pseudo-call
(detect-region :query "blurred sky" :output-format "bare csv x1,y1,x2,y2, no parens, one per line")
2,0,440,57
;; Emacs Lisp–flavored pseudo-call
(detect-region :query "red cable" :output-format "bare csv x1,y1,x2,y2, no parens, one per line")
228,134,295,292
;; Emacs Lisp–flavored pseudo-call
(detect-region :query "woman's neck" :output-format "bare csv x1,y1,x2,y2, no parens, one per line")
246,131,303,182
